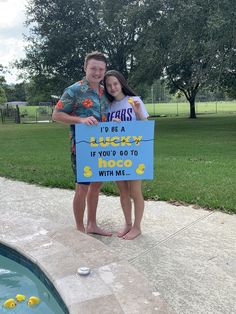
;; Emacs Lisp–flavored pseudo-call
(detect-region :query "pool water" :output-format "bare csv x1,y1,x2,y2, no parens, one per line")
0,254,65,313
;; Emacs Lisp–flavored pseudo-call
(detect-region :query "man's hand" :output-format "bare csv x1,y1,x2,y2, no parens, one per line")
80,116,98,125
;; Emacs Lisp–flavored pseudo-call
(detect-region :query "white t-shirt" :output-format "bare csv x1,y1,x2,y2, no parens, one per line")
107,96,149,122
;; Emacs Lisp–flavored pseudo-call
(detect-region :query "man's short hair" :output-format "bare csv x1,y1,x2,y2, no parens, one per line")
84,51,107,67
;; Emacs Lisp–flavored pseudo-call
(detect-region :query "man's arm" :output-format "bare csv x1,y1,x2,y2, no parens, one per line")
52,108,98,125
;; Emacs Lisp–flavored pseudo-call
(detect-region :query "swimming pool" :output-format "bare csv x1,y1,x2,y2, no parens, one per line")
0,243,68,314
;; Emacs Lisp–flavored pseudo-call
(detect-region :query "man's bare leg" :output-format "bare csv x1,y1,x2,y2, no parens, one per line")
86,182,112,236
116,181,132,237
123,180,144,240
73,183,89,232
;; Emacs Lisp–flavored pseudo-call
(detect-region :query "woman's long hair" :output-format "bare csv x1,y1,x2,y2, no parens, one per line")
104,70,136,102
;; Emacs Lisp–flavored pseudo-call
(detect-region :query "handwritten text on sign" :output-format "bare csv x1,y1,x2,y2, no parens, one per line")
75,120,155,182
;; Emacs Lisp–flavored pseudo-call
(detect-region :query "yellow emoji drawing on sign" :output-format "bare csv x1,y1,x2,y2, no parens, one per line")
136,163,145,175
84,166,93,177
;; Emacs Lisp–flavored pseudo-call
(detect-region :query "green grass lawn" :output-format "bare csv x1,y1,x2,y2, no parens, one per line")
0,116,236,213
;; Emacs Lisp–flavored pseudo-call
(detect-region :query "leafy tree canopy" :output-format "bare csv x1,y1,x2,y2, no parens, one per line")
133,0,236,117
0,64,6,86
17,0,141,93
0,86,7,105
16,0,236,114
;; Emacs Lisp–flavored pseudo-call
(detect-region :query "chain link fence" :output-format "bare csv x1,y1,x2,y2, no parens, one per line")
1,101,236,124
146,101,236,117
0,105,53,124
0,105,20,123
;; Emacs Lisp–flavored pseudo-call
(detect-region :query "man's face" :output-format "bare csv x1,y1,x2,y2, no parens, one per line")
84,59,106,85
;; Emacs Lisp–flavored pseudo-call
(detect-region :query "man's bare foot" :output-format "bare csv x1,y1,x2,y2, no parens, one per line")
87,224,112,236
123,226,141,240
117,224,132,237
76,225,85,233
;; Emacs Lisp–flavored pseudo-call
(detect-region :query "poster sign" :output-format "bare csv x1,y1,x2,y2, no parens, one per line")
75,120,155,182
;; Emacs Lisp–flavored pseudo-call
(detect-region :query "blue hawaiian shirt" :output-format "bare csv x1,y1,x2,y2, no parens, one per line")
55,77,109,154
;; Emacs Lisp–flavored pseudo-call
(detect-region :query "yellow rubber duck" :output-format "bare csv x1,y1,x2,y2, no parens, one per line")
27,296,41,306
3,298,16,308
15,294,26,302
128,97,134,105
136,163,145,175
83,166,92,178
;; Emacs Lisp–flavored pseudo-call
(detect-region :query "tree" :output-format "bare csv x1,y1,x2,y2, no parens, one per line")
0,87,7,105
16,0,236,106
221,71,236,99
4,83,26,102
25,78,53,105
133,0,236,118
17,0,141,93
0,65,7,105
93,0,142,77
202,0,236,99
219,52,236,99
0,64,6,86
17,0,94,92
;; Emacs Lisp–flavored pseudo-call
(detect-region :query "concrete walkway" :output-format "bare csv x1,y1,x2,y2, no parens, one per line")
0,177,235,314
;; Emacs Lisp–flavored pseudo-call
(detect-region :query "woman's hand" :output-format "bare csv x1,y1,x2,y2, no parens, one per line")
112,118,121,122
133,100,141,115
128,98,143,119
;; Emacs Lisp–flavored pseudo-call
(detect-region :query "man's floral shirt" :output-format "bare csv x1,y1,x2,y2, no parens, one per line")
55,77,109,154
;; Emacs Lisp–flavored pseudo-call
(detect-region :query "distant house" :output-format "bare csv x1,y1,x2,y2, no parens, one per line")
6,101,28,106
38,101,52,106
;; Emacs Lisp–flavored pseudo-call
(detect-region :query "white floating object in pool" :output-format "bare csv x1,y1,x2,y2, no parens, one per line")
77,267,90,276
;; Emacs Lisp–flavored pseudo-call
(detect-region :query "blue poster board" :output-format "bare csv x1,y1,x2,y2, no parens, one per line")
75,120,155,182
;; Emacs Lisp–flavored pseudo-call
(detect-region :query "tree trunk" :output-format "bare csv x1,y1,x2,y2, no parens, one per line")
189,97,196,119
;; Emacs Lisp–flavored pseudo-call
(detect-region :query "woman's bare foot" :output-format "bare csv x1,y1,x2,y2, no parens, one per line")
117,224,132,237
123,226,141,240
87,224,112,236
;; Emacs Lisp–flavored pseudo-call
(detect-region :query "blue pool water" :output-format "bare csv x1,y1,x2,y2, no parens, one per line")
0,253,67,313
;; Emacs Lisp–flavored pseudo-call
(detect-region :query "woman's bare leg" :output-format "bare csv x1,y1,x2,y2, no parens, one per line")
123,180,144,240
116,181,132,237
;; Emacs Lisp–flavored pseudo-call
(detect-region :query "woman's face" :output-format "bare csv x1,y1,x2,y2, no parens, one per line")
105,76,124,100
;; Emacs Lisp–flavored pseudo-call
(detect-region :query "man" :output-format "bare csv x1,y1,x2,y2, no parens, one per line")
52,51,112,236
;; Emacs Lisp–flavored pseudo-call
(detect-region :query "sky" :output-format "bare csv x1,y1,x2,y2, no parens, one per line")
0,0,28,84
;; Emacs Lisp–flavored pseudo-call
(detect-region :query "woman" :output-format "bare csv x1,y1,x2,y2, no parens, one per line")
104,70,149,239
